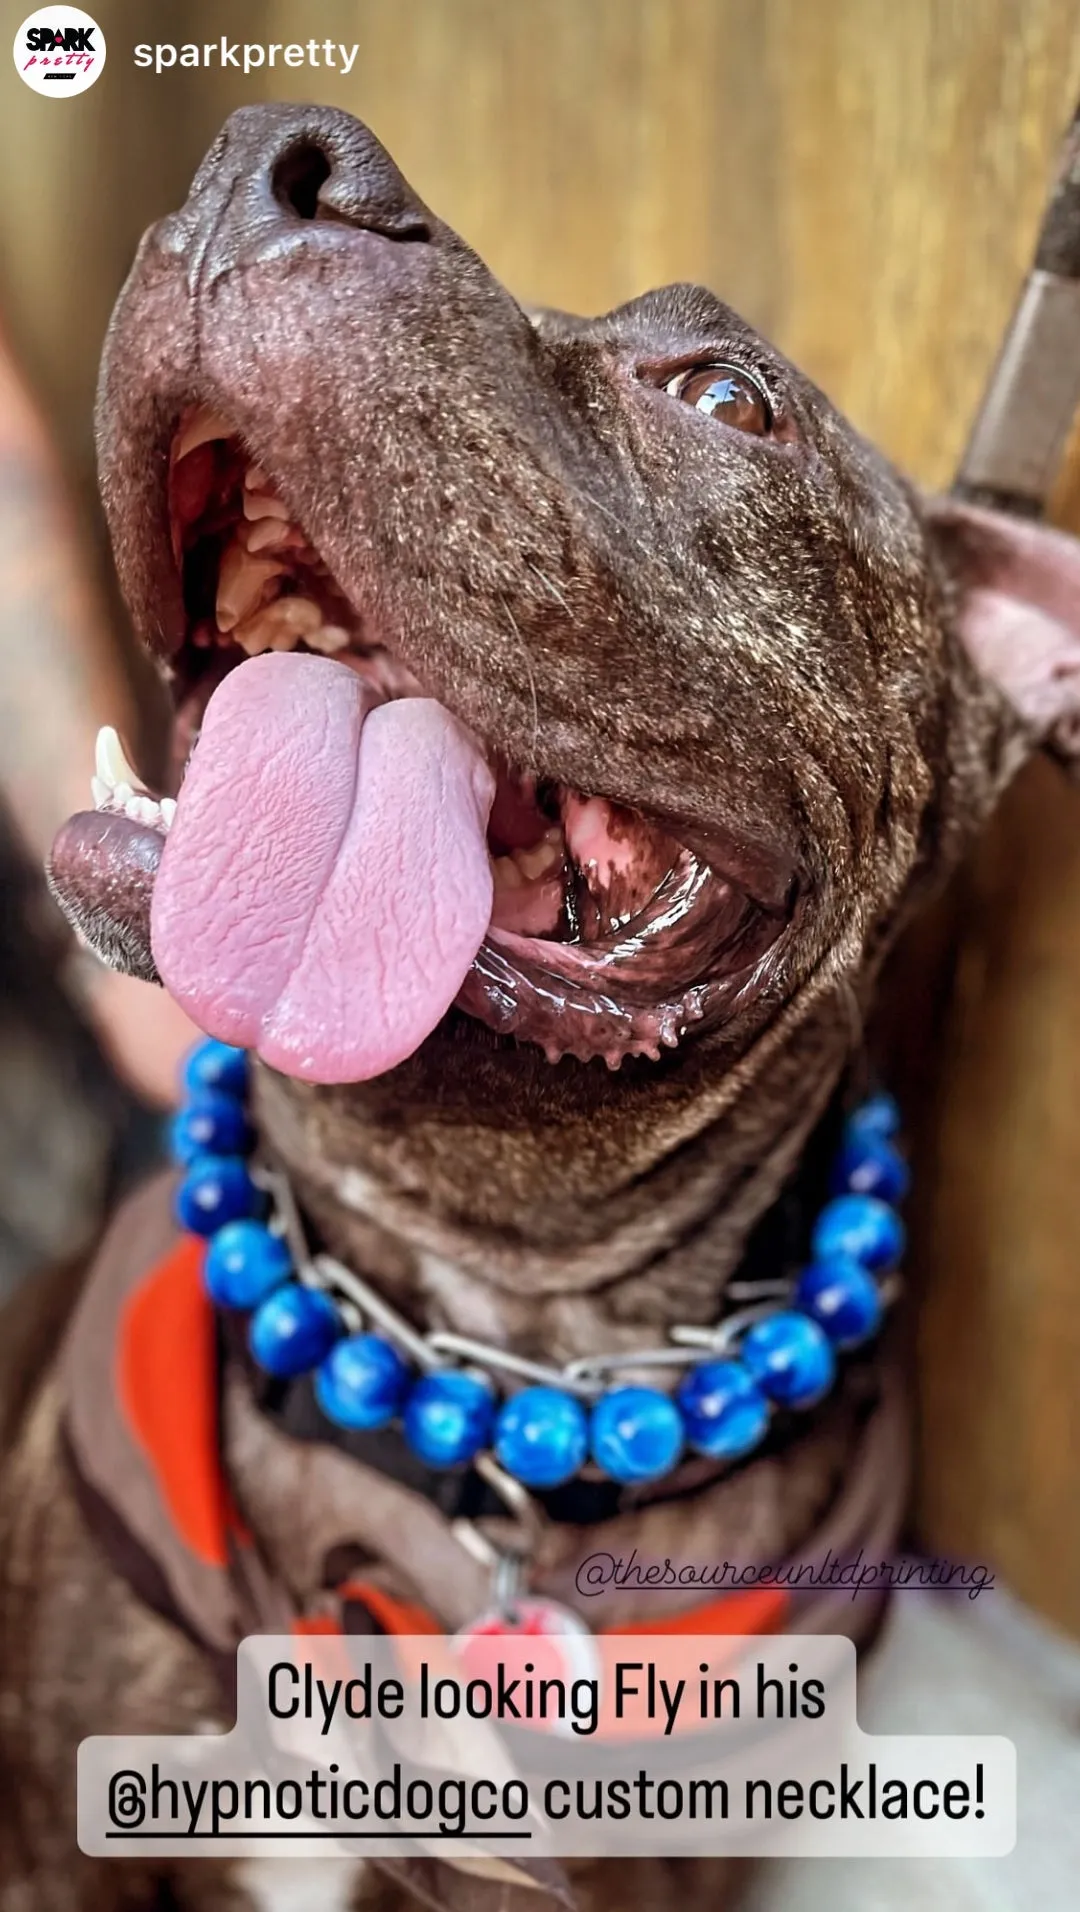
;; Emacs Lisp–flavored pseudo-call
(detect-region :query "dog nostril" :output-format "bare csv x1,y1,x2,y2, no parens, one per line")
256,116,431,241
271,142,333,220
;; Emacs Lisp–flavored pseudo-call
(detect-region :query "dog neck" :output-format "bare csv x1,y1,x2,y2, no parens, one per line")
218,998,894,1637
249,980,863,1365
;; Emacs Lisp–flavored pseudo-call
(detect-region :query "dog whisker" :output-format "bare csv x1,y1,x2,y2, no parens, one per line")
524,558,575,620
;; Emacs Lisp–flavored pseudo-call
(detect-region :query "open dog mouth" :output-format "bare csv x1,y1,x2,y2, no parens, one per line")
53,405,789,1083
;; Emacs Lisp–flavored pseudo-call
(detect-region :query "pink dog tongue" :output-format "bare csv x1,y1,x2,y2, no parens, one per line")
151,653,494,1082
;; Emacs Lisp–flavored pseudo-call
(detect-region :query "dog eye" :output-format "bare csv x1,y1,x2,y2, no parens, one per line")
665,365,771,434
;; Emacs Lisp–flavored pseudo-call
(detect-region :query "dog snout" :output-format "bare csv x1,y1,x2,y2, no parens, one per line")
155,104,432,285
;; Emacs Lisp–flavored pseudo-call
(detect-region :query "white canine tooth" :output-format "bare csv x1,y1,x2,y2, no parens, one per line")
114,781,134,805
95,724,140,792
174,407,231,460
90,774,110,808
305,624,350,655
160,798,177,827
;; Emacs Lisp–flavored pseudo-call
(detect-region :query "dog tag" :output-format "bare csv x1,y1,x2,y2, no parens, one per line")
457,1594,592,1642
454,1597,600,1710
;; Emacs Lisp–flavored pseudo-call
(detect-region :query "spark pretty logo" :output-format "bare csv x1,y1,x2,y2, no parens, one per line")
13,7,105,96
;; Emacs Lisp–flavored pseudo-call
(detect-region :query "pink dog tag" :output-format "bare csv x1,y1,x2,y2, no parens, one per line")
454,1598,600,1713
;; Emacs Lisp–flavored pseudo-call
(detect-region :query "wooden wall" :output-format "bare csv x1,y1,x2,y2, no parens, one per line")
2,0,1080,1630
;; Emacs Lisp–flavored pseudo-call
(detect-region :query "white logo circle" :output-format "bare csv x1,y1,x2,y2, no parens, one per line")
13,7,105,96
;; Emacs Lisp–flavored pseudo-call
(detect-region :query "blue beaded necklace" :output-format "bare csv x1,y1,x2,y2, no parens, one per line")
172,1040,906,1498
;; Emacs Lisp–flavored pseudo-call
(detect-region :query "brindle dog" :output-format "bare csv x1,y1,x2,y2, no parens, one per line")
6,105,1080,1912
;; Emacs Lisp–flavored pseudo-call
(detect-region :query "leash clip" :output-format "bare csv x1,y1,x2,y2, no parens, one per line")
451,1452,548,1624
451,1517,531,1624
452,1524,594,1651
490,1546,526,1625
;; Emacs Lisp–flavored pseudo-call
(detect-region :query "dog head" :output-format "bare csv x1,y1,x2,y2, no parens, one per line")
47,105,1080,1258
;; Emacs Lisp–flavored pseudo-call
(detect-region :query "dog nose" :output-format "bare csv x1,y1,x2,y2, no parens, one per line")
156,105,432,283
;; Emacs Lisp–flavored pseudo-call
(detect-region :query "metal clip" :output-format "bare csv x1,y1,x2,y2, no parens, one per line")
669,1300,784,1355
491,1548,526,1624
451,1453,548,1621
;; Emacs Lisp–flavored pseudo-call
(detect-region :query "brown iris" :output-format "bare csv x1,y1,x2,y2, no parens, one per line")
666,365,771,434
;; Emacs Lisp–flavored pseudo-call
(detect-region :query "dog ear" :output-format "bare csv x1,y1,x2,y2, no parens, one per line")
926,497,1080,771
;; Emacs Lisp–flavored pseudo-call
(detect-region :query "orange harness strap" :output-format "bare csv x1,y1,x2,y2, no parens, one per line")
116,1233,241,1568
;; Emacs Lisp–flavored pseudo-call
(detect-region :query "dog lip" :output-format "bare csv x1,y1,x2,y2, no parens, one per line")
99,399,188,661
234,217,430,278
657,816,799,919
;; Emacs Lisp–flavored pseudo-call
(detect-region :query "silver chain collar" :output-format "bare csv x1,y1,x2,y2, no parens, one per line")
249,1154,899,1615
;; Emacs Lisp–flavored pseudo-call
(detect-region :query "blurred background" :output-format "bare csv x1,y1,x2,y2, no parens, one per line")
1,0,1079,1655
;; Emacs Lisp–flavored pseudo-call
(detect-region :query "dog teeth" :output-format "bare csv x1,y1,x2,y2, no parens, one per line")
514,831,563,881
492,832,566,894
216,540,287,633
174,407,231,460
94,724,141,792
305,624,350,655
232,595,324,655
88,779,171,834
243,518,299,553
91,723,174,831
492,854,525,893
242,488,290,522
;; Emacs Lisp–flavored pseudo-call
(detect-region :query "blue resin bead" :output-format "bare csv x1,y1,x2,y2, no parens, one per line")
403,1370,495,1469
169,1090,249,1166
249,1282,340,1377
315,1334,412,1431
830,1134,909,1205
494,1387,589,1488
182,1039,248,1101
175,1155,264,1236
590,1387,684,1484
812,1193,905,1271
795,1257,883,1350
740,1311,835,1409
204,1220,292,1310
845,1092,900,1143
676,1359,771,1461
